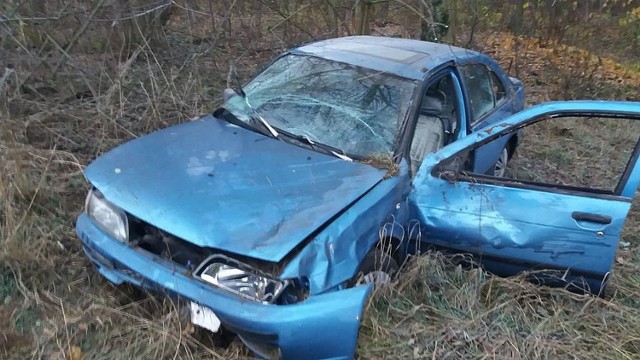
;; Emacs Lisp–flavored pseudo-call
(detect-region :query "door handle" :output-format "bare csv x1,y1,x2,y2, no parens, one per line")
572,211,612,225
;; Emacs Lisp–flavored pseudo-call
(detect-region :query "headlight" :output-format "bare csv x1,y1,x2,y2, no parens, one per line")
86,188,128,242
198,258,289,303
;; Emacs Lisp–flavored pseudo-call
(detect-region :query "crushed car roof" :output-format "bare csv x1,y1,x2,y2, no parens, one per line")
291,36,478,80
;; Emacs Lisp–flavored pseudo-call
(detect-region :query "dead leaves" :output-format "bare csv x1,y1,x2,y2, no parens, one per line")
483,32,640,100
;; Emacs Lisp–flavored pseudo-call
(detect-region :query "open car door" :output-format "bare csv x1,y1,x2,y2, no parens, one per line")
410,101,640,294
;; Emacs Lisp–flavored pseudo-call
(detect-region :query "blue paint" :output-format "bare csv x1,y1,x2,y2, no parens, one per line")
77,214,370,359
85,115,386,262
75,33,640,358
412,100,640,293
294,36,484,80
280,161,410,294
74,36,526,359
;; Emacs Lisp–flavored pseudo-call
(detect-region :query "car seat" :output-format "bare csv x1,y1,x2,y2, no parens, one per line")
410,89,445,174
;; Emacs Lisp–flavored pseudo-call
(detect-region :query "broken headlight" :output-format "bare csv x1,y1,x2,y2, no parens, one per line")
86,188,128,242
198,259,289,304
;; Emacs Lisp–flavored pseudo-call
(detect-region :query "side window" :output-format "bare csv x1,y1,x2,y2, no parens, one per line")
409,73,461,175
489,71,506,103
441,115,640,194
461,64,495,122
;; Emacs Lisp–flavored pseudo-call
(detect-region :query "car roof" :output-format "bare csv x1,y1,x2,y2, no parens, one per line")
291,36,481,80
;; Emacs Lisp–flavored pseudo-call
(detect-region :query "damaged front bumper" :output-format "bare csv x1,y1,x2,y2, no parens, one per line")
76,213,371,359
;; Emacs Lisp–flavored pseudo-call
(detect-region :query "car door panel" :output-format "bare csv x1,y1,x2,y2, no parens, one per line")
407,67,467,175
458,60,520,174
472,132,510,173
408,179,482,251
410,172,629,264
471,97,518,173
469,184,626,290
409,101,640,294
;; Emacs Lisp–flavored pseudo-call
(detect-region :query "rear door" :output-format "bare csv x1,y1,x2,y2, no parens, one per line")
458,62,517,173
409,101,640,294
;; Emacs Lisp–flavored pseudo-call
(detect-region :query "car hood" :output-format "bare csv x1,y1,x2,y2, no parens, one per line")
84,115,386,262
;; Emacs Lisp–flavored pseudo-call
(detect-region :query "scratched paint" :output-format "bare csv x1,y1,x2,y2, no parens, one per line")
85,115,387,262
410,101,640,293
75,34,640,359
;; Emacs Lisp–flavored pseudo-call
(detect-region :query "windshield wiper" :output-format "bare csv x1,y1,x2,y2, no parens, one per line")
231,69,279,138
278,129,353,162
242,95,279,138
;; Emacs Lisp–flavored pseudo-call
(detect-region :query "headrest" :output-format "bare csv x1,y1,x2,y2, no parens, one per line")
420,89,445,116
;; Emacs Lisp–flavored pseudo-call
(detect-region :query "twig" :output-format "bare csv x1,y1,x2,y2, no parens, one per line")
90,1,173,22
0,16,60,23
51,0,107,76
0,66,15,95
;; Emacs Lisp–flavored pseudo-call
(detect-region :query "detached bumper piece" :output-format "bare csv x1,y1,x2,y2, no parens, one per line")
77,213,372,359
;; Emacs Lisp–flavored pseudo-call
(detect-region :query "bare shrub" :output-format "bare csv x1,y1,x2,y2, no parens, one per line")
1,1,640,359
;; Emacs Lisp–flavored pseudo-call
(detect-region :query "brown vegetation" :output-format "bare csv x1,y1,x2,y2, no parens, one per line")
2,1,640,359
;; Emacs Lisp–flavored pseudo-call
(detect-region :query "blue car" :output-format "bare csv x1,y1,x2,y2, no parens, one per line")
76,37,640,359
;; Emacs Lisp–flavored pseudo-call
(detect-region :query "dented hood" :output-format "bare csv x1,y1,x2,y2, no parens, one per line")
84,115,386,262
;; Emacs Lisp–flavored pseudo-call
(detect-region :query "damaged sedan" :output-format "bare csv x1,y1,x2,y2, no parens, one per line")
76,36,640,359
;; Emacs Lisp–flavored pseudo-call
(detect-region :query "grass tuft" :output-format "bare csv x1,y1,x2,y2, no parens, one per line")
359,251,640,359
1,2,640,359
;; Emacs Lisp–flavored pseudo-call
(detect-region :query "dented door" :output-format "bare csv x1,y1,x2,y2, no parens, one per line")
409,101,640,294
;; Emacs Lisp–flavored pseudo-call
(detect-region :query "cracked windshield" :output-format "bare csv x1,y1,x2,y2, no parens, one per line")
224,54,417,158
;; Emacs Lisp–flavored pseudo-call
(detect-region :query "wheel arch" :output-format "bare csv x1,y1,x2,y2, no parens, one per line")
375,225,408,265
507,133,519,159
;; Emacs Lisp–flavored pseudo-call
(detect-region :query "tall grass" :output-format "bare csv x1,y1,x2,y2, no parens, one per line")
1,1,640,359
359,251,640,359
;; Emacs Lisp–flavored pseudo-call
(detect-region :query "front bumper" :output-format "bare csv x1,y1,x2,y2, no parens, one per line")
76,213,371,359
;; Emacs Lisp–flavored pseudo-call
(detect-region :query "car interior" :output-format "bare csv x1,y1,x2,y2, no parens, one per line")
409,75,460,174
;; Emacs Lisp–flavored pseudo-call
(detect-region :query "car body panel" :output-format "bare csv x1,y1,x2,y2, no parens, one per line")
411,101,640,293
410,174,631,292
280,162,411,294
76,214,370,359
459,54,526,174
84,115,386,262
75,36,545,359
293,36,477,80
421,66,469,142
392,53,523,175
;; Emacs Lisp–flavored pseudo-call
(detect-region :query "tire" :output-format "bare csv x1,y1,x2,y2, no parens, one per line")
352,249,399,286
492,147,509,177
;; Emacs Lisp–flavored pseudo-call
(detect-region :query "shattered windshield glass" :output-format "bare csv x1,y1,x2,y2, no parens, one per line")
224,54,417,159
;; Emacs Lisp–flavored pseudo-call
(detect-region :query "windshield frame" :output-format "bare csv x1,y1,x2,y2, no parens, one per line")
221,52,420,163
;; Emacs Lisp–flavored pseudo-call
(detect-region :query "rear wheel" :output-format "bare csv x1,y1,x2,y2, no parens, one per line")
492,147,509,177
352,249,399,286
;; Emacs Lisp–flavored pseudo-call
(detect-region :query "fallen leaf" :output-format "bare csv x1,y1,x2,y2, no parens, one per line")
69,345,82,360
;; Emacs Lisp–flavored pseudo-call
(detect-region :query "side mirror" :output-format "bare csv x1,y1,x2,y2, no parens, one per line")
223,88,237,102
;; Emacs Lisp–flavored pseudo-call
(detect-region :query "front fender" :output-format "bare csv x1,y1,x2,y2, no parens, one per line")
77,213,373,359
280,163,410,294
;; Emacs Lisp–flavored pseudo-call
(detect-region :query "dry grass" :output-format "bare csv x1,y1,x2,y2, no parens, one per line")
2,1,640,359
358,249,640,359
508,116,640,192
